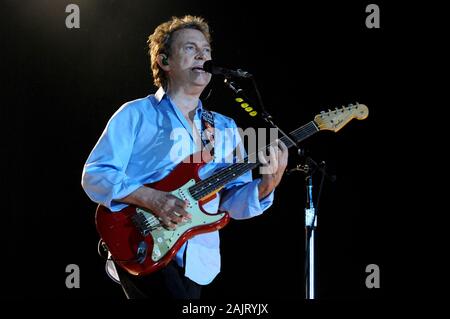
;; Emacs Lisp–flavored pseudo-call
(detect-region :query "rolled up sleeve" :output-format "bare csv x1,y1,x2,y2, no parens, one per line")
219,177,274,219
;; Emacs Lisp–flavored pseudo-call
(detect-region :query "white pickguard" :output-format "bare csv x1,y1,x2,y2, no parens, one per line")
136,179,225,262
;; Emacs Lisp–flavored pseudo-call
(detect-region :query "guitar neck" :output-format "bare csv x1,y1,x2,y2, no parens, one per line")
189,121,319,200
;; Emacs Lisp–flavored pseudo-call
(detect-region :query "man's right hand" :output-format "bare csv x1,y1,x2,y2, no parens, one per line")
119,186,192,229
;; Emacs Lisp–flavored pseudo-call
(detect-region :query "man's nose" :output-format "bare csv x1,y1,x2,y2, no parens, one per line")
196,50,207,60
196,54,206,60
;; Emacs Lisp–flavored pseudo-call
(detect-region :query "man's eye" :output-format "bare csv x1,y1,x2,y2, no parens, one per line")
186,46,195,51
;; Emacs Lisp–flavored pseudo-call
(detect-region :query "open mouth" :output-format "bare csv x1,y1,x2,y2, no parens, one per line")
191,66,205,73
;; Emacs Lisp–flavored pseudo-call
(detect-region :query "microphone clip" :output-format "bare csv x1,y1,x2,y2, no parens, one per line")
203,60,252,79
286,164,310,175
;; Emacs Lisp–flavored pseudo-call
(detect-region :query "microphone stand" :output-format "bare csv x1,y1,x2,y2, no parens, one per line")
223,77,300,152
287,157,334,300
222,74,335,300
305,167,316,300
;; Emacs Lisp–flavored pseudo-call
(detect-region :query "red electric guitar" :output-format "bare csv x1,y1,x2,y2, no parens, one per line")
96,103,368,276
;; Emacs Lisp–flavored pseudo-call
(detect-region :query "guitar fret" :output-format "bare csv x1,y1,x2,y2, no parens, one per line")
192,162,257,200
190,122,319,200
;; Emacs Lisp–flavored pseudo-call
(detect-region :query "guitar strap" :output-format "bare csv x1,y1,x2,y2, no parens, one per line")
200,109,215,156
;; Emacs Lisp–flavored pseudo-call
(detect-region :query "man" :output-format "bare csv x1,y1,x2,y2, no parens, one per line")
81,15,288,299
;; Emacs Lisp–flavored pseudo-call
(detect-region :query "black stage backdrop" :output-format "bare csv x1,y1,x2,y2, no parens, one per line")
2,0,430,304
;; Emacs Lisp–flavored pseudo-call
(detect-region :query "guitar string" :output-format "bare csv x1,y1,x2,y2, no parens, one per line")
193,103,364,194
190,122,320,199
143,107,362,229
191,105,362,197
190,126,311,198
142,107,358,229
190,122,319,198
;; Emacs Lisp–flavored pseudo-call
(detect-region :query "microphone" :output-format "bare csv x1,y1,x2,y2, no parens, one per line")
203,60,252,78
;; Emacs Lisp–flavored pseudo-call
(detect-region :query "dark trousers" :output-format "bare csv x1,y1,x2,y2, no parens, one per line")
115,261,202,299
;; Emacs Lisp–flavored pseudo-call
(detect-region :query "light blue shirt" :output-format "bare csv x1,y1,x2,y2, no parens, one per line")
81,88,274,285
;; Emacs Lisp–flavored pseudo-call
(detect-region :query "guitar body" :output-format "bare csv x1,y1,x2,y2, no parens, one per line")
95,152,230,276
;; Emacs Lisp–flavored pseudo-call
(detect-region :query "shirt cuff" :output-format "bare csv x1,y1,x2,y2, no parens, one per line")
255,178,275,212
222,178,275,220
109,177,143,212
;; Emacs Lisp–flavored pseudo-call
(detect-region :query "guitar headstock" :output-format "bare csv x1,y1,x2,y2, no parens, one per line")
314,103,369,132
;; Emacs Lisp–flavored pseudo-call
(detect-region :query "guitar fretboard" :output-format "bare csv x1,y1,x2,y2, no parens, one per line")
189,121,319,200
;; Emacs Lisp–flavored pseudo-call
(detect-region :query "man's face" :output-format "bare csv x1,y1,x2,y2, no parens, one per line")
167,28,212,88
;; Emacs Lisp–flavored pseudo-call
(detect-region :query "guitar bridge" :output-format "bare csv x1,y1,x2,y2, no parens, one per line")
131,208,161,236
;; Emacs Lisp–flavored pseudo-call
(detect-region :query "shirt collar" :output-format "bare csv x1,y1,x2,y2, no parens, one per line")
154,87,204,116
154,87,166,105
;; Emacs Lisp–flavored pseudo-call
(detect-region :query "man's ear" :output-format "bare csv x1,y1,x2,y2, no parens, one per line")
158,54,170,70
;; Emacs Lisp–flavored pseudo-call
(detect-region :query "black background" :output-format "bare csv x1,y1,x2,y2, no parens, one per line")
2,0,432,303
